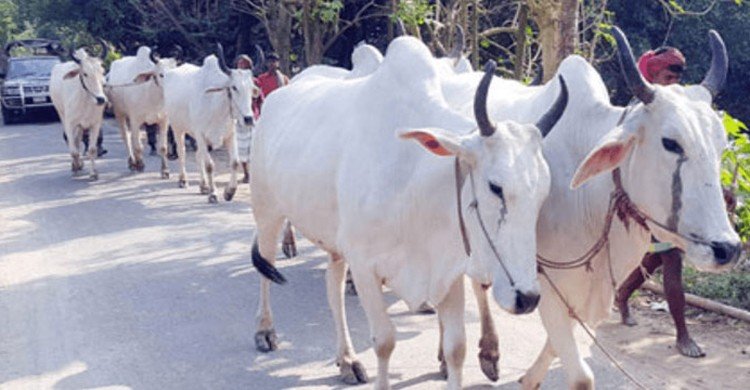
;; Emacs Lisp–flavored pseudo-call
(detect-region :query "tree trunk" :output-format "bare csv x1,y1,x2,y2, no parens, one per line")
528,0,579,82
514,4,528,80
265,0,293,74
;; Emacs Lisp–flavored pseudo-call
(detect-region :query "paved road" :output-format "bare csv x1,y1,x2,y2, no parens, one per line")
1,119,747,389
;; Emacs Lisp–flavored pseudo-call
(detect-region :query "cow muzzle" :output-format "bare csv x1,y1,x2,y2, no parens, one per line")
95,96,107,106
710,240,741,265
243,115,254,126
514,290,540,314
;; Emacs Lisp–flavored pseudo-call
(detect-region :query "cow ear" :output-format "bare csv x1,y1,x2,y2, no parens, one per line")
399,128,464,157
63,69,80,80
132,72,154,84
570,127,636,189
204,87,227,94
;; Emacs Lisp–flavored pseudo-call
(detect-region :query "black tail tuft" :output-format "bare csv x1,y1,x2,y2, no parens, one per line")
252,241,287,285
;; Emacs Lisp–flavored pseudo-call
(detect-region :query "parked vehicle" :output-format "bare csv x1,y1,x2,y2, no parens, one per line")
1,39,63,125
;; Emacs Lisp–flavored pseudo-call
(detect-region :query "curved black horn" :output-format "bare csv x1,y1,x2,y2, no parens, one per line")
216,43,231,75
149,46,160,64
700,30,728,99
395,18,407,37
172,44,184,61
98,38,109,60
536,76,569,137
254,44,265,75
475,60,497,137
448,25,465,59
613,26,655,104
69,45,81,64
530,63,543,86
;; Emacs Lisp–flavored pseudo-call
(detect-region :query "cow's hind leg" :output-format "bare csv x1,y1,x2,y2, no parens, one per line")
281,220,297,258
204,151,217,203
175,130,189,188
194,137,210,196
472,279,499,381
327,253,368,384
437,277,466,390
253,214,286,352
157,120,170,179
86,126,101,180
349,263,395,390
131,123,145,172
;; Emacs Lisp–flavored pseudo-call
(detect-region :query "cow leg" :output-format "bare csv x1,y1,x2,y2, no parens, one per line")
520,338,556,389
194,137,210,195
532,292,593,390
156,121,170,179
175,130,189,188
86,126,101,181
472,280,499,382
204,148,218,204
65,124,83,175
116,114,136,171
281,220,297,258
349,264,395,390
437,277,466,390
223,128,239,201
254,214,285,353
131,123,145,172
327,253,368,384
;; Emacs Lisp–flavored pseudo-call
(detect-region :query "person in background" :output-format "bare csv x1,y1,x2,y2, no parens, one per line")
254,52,288,114
615,46,707,358
234,54,260,183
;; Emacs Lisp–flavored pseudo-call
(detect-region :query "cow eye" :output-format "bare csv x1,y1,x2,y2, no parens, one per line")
661,137,684,154
232,86,239,92
488,182,504,199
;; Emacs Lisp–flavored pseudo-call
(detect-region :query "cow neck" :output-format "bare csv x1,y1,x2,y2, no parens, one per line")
454,157,517,288
78,72,100,101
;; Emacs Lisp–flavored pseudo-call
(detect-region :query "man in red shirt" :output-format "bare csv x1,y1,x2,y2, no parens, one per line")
254,52,289,114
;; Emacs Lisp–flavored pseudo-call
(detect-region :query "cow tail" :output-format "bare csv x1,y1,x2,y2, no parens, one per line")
252,240,287,285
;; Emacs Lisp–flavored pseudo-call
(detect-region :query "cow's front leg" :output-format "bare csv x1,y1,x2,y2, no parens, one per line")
350,263,395,390
66,126,84,174
86,126,101,181
174,129,189,188
194,137,210,195
131,123,145,172
437,277,466,390
472,279,499,381
157,120,170,179
204,151,217,204
223,128,239,201
327,253,368,384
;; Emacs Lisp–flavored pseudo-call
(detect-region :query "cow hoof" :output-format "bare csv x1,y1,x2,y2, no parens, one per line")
208,194,218,204
345,278,358,296
417,302,436,314
438,358,447,380
161,171,170,180
89,173,99,182
223,187,236,202
255,329,278,352
128,158,137,172
518,376,541,390
479,350,500,382
200,185,210,195
339,359,369,384
282,240,297,259
136,160,145,172
677,337,706,358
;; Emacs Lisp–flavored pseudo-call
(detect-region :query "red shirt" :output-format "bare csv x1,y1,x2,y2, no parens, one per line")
254,70,289,115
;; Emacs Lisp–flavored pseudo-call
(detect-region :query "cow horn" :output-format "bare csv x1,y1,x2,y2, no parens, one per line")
530,63,543,86
216,43,231,75
448,25,465,59
395,19,407,37
475,61,497,137
613,26,655,104
172,44,184,61
536,76,569,137
700,30,728,99
69,46,81,64
149,46,160,64
98,38,109,60
254,44,265,75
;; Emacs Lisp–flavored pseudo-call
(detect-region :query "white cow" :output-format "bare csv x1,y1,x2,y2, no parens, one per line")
164,44,257,203
291,41,384,84
49,47,108,180
440,27,739,389
106,46,177,176
250,36,568,389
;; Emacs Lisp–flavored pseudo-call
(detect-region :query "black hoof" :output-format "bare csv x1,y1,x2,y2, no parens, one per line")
224,187,236,202
255,329,278,352
479,350,500,382
339,360,369,384
161,171,170,179
178,179,187,188
417,302,436,314
208,194,218,204
200,185,210,195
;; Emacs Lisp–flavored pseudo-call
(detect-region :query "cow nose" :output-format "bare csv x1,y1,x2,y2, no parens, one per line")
514,290,540,314
710,241,741,265
96,96,106,106
243,116,254,126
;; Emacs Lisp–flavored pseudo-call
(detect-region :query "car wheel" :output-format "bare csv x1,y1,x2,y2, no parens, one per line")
2,107,17,125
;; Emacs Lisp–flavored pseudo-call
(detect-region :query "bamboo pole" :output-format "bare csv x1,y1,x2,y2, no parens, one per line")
642,280,750,323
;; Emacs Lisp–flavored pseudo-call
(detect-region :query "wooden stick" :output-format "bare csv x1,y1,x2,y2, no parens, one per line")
642,280,750,323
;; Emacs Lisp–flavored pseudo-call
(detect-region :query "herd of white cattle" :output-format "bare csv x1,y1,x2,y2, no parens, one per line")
47,25,741,390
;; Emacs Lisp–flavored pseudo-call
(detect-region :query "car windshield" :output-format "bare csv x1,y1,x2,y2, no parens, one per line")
7,58,60,79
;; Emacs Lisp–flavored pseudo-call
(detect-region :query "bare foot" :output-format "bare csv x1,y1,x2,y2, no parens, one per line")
616,298,638,326
677,336,706,358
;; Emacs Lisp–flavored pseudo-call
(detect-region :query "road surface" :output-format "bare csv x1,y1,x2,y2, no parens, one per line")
1,119,749,389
